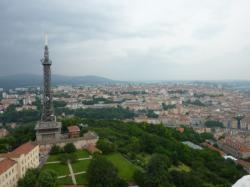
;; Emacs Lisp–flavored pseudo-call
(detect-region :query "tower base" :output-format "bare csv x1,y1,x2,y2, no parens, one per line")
35,121,61,143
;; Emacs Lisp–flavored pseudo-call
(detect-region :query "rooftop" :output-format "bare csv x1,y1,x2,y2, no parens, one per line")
67,125,80,133
83,131,99,140
182,141,203,150
0,158,16,175
3,142,37,158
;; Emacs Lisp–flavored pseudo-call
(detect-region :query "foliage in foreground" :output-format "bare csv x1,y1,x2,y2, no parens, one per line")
18,169,58,187
82,119,246,187
0,123,35,153
87,156,127,187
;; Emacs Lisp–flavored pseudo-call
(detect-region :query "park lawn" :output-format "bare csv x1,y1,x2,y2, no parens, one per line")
169,163,191,173
178,164,191,172
42,163,70,176
75,173,88,185
57,176,73,186
47,154,59,162
71,160,91,173
137,153,151,164
105,153,138,182
74,150,90,159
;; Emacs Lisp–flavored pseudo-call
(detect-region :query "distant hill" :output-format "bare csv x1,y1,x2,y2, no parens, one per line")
0,74,115,89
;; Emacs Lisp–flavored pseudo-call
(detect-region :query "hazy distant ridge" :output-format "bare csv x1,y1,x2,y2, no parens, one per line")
0,74,115,89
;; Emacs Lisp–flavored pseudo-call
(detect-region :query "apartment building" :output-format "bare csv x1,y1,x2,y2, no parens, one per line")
0,142,39,187
218,138,250,159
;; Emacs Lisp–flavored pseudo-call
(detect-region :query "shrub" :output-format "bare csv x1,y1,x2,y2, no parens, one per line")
59,153,68,164
59,153,77,164
64,143,76,153
50,145,62,155
96,139,116,154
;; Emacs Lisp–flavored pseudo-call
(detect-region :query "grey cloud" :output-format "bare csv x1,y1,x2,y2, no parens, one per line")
0,0,250,80
192,24,225,40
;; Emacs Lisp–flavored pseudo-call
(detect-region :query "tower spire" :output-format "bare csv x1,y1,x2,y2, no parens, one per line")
43,33,50,63
45,33,48,46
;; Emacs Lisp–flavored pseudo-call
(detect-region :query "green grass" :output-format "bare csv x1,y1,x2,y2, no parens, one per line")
42,163,70,176
105,153,138,181
74,150,90,159
169,163,191,173
47,149,90,162
137,153,151,164
71,160,91,173
43,150,92,186
75,173,88,185
57,176,73,186
47,154,59,162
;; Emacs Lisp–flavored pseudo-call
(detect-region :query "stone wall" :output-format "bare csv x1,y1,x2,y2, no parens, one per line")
38,137,98,154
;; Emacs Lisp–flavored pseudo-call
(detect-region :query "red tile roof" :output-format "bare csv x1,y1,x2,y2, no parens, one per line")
220,138,250,153
4,142,37,158
0,158,16,175
67,125,80,133
176,127,184,133
236,159,250,169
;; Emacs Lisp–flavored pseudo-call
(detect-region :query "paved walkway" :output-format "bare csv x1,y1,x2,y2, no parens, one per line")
74,171,86,176
46,161,61,164
78,156,92,161
68,160,77,185
58,174,70,179
45,154,93,184
57,171,86,179
46,156,92,164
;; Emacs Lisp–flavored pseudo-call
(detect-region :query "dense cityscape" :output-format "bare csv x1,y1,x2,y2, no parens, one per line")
1,80,250,186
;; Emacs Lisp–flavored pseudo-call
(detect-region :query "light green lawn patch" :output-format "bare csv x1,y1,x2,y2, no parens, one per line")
75,173,88,185
137,153,151,164
169,163,191,173
47,149,90,162
57,176,73,186
105,153,138,182
42,163,70,176
74,150,90,159
71,160,91,173
47,154,59,162
178,164,191,172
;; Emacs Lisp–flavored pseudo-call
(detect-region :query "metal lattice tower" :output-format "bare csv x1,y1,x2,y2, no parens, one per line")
41,34,54,122
35,34,61,143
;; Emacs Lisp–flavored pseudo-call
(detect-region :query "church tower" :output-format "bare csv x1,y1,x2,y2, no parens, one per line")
35,34,61,143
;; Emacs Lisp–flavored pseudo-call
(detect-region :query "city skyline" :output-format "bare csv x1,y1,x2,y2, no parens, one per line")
1,0,250,81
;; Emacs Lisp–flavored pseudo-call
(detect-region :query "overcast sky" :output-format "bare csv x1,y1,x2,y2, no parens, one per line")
0,0,250,81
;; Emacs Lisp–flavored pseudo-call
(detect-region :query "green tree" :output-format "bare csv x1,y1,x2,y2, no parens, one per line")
50,145,62,155
53,100,67,108
162,103,176,110
63,143,76,153
205,120,224,128
17,168,39,187
97,139,116,154
37,170,58,187
146,110,158,118
59,153,77,164
144,154,171,187
134,170,145,187
87,156,124,187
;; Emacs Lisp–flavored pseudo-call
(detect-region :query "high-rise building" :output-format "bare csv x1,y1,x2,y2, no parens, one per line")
35,34,61,143
234,114,245,130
